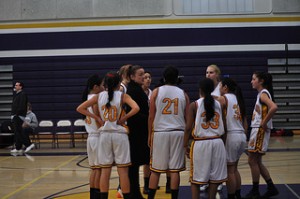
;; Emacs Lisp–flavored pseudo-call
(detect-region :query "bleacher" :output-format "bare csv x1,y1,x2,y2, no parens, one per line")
268,58,300,131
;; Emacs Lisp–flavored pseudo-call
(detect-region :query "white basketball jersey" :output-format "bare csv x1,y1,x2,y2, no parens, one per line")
120,82,127,93
98,91,128,133
147,88,152,101
153,85,186,132
193,98,224,138
84,94,100,134
224,93,244,132
211,82,221,97
251,89,273,129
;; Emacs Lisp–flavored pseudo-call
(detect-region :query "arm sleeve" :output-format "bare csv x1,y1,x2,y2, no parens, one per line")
30,113,39,128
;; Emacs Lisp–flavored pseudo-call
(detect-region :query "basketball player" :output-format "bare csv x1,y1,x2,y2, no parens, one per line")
245,72,278,199
148,66,190,199
77,72,139,199
184,78,227,199
78,74,103,199
218,77,247,199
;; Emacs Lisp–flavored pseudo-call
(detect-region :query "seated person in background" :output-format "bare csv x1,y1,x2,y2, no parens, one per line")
22,102,38,153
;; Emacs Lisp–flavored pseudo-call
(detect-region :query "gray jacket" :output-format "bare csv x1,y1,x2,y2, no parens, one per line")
23,111,38,129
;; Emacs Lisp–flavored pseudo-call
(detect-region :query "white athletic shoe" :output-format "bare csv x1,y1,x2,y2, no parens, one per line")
25,144,35,153
10,149,23,153
200,184,209,191
217,184,223,191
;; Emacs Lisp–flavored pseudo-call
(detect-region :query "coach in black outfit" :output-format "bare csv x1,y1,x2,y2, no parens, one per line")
126,65,150,199
10,81,28,153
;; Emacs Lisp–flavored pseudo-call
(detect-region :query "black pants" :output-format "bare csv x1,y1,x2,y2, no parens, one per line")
22,127,33,148
13,116,32,150
129,164,144,199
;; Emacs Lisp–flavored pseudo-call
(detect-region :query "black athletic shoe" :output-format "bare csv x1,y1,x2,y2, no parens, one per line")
244,189,260,199
261,186,279,198
165,185,171,194
143,187,149,194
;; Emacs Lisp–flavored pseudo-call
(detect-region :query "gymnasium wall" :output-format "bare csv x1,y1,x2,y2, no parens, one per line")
11,52,268,123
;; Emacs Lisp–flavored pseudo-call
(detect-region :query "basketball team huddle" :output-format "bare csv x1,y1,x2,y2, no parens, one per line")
76,64,278,199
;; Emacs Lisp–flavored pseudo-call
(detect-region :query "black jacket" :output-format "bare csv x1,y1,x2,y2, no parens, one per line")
11,90,28,117
126,81,150,165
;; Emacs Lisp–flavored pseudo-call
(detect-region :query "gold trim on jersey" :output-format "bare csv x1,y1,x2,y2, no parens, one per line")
149,126,154,167
210,178,228,184
90,165,101,169
99,162,131,168
248,127,266,154
249,102,268,153
150,167,186,173
193,136,221,141
189,141,195,183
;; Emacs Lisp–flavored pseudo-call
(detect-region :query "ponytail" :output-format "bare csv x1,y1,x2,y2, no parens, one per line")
81,74,102,102
264,73,275,102
254,71,275,102
199,78,215,122
81,85,89,102
106,83,113,108
204,94,215,122
235,86,246,121
104,72,121,108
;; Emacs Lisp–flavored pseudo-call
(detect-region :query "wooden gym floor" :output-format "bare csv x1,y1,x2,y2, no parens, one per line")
0,135,300,199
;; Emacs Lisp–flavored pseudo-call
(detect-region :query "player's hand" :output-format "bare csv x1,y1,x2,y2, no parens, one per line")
185,146,190,159
148,137,152,149
117,117,126,125
96,117,104,127
260,123,267,132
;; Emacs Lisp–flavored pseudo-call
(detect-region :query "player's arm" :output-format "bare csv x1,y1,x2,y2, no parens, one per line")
148,88,158,148
118,93,140,124
184,92,190,121
184,102,196,158
76,95,103,126
217,96,227,143
92,101,101,128
260,92,278,131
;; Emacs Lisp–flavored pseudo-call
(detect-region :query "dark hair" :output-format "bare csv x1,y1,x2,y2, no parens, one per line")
253,71,275,102
16,81,24,88
81,74,102,102
163,66,179,85
144,71,152,76
104,71,121,108
128,65,143,81
221,77,246,121
199,78,215,122
155,67,183,88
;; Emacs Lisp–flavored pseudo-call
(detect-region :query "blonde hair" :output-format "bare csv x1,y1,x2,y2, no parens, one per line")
207,64,221,81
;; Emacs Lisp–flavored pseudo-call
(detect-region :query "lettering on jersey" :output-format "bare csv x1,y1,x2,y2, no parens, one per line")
233,104,242,121
252,104,260,121
162,98,178,115
200,112,220,129
101,105,118,122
